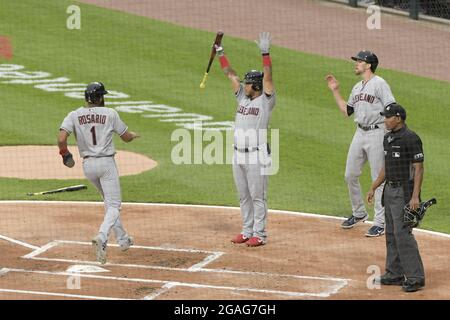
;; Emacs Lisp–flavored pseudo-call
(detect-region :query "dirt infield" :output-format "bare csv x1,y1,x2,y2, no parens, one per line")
0,202,449,300
0,146,157,179
79,0,450,82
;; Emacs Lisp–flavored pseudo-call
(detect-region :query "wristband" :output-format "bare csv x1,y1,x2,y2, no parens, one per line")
219,55,230,69
59,148,68,156
262,53,271,67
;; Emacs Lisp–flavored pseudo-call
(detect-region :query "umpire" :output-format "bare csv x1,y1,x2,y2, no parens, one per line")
367,103,425,292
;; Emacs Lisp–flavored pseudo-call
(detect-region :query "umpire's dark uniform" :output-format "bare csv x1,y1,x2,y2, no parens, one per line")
382,106,425,292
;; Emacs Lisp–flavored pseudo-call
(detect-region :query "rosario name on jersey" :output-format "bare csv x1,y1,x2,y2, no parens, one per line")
60,107,128,158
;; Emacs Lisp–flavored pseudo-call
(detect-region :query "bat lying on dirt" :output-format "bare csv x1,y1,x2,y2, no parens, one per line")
27,184,87,196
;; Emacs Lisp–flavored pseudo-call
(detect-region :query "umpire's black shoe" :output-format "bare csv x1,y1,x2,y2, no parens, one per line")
341,214,368,229
374,273,404,286
402,278,425,292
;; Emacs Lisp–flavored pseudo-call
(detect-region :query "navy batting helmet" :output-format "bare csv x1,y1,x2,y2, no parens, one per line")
243,70,263,91
85,82,108,103
351,50,379,72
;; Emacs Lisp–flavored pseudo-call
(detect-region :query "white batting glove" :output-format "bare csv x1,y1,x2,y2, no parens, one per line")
255,32,271,54
214,44,224,56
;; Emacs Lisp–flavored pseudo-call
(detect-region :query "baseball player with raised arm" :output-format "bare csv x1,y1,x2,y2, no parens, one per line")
58,82,139,264
215,32,275,247
326,51,396,237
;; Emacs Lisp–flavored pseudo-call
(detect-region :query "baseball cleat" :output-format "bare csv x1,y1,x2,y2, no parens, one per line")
341,214,368,229
231,234,250,244
246,236,265,247
365,225,385,237
120,236,134,252
92,236,107,264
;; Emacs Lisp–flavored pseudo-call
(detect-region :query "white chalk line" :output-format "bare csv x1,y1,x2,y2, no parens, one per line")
19,240,348,298
55,239,222,254
143,283,177,300
2,236,349,299
26,240,349,283
188,252,225,271
28,255,349,296
0,268,10,277
24,240,227,273
2,268,336,298
2,200,448,238
28,256,207,273
199,267,350,283
22,241,59,259
0,288,130,300
0,234,39,250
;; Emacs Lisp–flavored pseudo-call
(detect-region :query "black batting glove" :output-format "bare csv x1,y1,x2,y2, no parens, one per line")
60,148,75,168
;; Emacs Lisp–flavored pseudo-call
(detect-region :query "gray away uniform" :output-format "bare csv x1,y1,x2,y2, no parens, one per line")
233,84,276,241
346,75,395,227
60,106,131,246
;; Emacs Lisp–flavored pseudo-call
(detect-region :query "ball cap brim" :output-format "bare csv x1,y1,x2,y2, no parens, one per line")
380,103,406,120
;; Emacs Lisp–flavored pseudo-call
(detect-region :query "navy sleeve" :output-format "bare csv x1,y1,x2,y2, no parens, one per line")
347,105,354,116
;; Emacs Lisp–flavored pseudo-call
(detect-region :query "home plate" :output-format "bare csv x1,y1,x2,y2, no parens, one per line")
66,265,110,273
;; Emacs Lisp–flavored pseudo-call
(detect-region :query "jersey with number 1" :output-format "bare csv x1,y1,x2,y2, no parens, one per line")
60,106,128,158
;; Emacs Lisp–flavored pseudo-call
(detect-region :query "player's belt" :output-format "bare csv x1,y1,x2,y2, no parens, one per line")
234,144,271,154
386,181,403,188
234,146,260,152
358,123,380,131
83,155,114,159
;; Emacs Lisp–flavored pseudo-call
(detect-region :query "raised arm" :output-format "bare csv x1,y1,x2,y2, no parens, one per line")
215,44,241,93
255,32,273,95
326,75,351,117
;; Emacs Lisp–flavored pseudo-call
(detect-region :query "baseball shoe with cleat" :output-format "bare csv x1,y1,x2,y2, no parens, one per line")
92,236,107,264
120,236,134,252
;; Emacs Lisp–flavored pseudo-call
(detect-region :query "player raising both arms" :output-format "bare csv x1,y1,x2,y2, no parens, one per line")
216,32,276,247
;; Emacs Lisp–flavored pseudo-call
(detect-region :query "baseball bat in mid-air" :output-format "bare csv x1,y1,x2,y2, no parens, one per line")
27,184,87,196
199,31,224,89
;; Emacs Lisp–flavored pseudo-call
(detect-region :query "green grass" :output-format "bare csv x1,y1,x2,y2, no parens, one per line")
0,0,449,233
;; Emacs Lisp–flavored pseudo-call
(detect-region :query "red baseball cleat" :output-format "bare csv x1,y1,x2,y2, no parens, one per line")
246,236,265,247
231,234,249,244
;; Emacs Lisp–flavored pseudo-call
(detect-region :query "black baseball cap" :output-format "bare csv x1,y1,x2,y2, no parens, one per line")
380,103,406,120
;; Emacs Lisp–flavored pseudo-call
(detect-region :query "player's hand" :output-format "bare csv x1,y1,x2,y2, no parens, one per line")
60,150,75,168
214,44,224,56
255,32,271,54
366,189,375,205
326,75,339,91
409,195,420,211
130,131,140,140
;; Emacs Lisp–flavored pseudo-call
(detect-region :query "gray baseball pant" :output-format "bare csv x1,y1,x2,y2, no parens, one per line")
345,126,385,227
232,147,270,241
83,156,130,246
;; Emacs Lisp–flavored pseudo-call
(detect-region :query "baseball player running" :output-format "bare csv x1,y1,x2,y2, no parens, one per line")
58,82,139,264
326,51,396,237
215,32,276,247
